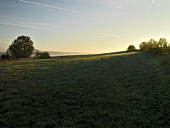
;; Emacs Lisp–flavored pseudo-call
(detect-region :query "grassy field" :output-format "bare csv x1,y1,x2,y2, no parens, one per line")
0,52,170,128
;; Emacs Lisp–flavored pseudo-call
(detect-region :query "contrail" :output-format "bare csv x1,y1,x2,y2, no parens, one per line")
18,0,80,13
97,33,120,38
0,21,51,30
151,0,155,7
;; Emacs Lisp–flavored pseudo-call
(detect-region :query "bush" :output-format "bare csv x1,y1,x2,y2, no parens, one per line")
127,45,137,52
1,54,9,59
34,51,51,59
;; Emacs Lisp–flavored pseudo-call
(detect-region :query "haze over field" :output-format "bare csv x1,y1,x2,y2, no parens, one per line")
0,0,170,53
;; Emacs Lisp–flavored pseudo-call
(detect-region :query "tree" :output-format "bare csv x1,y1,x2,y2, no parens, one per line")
7,35,34,58
139,39,158,51
34,51,51,59
158,38,168,48
139,42,148,51
127,45,136,52
139,38,170,55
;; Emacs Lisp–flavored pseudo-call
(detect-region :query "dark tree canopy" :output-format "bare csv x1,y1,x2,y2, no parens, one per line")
1,54,9,59
139,38,170,55
34,51,51,59
7,35,34,58
127,45,136,52
158,38,168,48
139,38,169,51
139,39,158,51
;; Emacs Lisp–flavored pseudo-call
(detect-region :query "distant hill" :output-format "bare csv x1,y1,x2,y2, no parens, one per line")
34,49,84,57
0,50,84,57
47,51,83,56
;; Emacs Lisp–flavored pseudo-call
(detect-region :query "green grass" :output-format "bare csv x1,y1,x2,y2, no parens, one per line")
0,52,170,128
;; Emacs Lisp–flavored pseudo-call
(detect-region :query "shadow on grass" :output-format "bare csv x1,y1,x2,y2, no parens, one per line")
0,52,170,128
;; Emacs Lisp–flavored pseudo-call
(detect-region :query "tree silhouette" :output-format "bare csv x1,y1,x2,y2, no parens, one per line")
34,51,50,59
7,35,34,58
139,42,148,51
139,38,170,55
1,54,8,59
158,38,168,48
127,45,136,52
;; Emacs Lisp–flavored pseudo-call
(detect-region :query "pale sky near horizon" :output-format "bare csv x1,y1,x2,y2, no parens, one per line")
0,0,170,53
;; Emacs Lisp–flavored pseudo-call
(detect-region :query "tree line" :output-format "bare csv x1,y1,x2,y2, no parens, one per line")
1,35,50,60
1,36,169,60
127,38,170,55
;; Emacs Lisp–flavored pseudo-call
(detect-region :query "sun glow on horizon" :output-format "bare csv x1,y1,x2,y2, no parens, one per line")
0,0,170,53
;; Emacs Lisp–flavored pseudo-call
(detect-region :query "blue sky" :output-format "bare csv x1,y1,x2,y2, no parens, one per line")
0,0,170,53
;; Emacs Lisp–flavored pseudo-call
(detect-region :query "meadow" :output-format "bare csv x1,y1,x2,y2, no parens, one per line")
0,52,170,128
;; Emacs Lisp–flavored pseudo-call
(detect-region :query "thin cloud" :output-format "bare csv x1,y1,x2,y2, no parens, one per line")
97,33,121,38
0,21,52,30
18,0,80,13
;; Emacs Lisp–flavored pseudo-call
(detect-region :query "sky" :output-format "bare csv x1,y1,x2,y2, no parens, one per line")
0,0,170,53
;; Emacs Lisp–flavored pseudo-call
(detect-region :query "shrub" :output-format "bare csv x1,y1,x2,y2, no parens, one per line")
1,54,9,59
127,45,137,52
34,51,51,59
